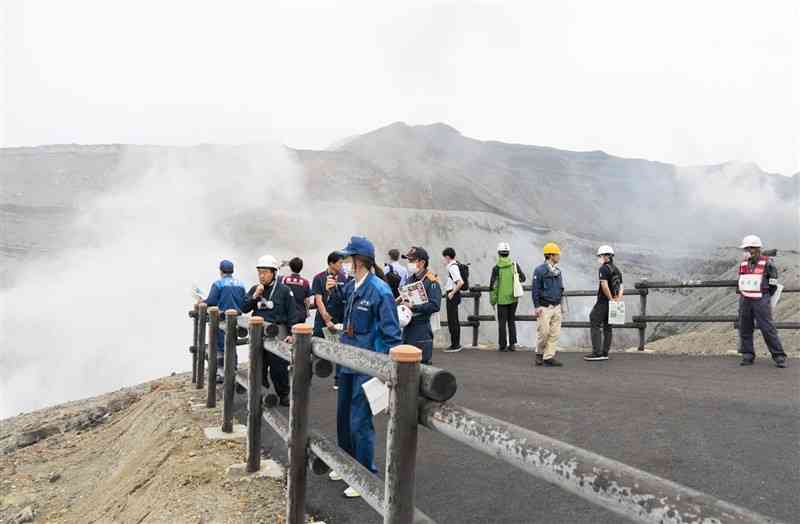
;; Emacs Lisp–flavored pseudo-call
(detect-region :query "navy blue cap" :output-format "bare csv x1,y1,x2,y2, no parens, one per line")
219,259,234,273
337,236,375,260
402,246,429,262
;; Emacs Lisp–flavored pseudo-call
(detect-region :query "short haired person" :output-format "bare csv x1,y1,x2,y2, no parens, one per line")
384,248,408,298
490,242,526,352
586,245,623,361
312,252,350,389
201,259,247,382
400,247,442,364
442,247,464,352
325,236,402,498
532,243,564,367
241,255,299,406
282,257,312,322
737,235,786,367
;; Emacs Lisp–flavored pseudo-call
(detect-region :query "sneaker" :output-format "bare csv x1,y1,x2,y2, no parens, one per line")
343,486,360,498
444,345,463,353
774,357,787,368
543,359,563,367
279,395,290,407
740,357,754,366
328,470,342,481
498,347,508,352
534,354,544,366
332,384,339,390
584,354,608,361
508,345,517,352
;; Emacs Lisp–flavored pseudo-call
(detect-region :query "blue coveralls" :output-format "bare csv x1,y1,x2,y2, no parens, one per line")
204,275,247,366
738,257,786,361
329,273,402,473
402,271,442,364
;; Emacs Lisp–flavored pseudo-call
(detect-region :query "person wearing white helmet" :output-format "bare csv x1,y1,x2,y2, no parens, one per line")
490,241,526,352
737,235,786,368
241,254,300,406
585,245,624,361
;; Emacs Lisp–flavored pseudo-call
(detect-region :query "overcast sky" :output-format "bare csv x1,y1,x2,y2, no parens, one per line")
2,1,798,174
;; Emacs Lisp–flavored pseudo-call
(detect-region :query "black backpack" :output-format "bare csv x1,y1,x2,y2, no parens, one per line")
456,262,470,290
385,264,402,298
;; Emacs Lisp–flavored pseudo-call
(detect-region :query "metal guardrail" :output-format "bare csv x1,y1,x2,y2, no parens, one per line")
186,304,786,524
441,280,799,350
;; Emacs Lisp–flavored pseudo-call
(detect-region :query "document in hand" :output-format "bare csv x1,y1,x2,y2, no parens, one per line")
362,377,389,415
400,281,429,306
608,301,626,325
771,284,784,309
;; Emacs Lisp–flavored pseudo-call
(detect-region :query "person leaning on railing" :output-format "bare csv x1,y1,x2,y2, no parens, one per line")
325,235,403,499
737,235,787,368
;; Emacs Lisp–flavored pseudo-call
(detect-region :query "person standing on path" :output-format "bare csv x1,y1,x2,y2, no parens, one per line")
442,247,465,352
490,242,526,352
532,243,564,367
586,245,623,362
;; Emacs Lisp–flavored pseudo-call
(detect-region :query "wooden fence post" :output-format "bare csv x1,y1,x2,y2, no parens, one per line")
638,288,648,351
247,317,265,473
472,291,481,348
286,324,314,524
384,345,422,524
206,307,220,407
196,303,207,390
191,305,199,383
222,310,238,433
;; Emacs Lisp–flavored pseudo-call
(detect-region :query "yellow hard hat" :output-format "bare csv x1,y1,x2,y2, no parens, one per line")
543,242,561,255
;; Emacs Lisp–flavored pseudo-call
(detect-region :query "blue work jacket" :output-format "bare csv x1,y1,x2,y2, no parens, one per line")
204,275,247,313
531,262,564,308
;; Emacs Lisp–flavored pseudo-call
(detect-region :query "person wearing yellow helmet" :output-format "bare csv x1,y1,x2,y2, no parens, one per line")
532,243,565,367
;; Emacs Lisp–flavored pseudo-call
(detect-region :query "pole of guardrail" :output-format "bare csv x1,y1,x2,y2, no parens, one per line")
206,307,220,407
638,288,648,351
472,290,480,347
222,310,238,433
196,303,207,390
286,324,314,524
385,345,422,524
247,316,265,473
191,306,199,383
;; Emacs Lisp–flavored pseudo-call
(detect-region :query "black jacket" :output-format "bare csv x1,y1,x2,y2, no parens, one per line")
242,281,299,326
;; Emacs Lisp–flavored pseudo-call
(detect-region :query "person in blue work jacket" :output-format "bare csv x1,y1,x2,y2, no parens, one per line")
325,236,402,499
202,259,247,383
399,247,442,365
532,243,565,367
241,254,299,406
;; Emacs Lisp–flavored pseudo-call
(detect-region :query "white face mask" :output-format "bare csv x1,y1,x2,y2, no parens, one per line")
408,262,418,273
597,257,605,266
342,262,353,274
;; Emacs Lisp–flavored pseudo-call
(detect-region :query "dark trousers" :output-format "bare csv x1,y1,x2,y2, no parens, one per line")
590,301,612,356
404,318,434,364
336,373,377,473
264,351,289,397
739,295,785,359
446,295,461,347
497,302,518,349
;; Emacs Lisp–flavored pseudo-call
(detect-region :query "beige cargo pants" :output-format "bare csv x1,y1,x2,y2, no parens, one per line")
536,305,562,360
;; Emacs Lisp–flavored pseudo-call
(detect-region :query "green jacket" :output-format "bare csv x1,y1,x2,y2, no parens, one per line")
490,256,526,306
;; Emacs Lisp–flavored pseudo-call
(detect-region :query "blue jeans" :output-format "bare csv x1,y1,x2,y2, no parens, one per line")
336,373,377,473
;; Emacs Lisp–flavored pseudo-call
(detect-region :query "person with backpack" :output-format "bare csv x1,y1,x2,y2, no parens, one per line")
384,248,408,298
586,245,624,361
490,242,526,352
399,247,442,364
442,247,467,352
282,257,312,323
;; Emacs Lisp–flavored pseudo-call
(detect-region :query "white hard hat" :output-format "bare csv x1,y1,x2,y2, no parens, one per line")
740,235,763,249
597,245,615,256
397,305,413,328
497,242,511,252
256,254,280,270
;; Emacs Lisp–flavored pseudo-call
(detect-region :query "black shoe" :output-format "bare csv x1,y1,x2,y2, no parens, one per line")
444,345,463,353
235,384,246,395
534,354,544,366
215,375,224,385
543,359,563,367
584,354,608,361
774,356,787,368
740,357,754,366
508,345,517,352
498,347,508,352
279,395,290,407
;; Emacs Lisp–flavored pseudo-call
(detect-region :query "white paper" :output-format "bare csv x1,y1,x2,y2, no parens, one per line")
430,311,442,332
362,377,389,415
608,301,626,325
323,323,344,343
771,284,784,309
191,285,205,301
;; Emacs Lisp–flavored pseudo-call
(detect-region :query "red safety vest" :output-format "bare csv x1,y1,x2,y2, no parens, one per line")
738,256,767,298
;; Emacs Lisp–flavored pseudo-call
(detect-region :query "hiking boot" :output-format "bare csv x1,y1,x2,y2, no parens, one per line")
740,357,755,366
543,359,563,367
774,356,787,368
444,345,463,353
279,395,290,407
534,354,544,366
343,486,361,498
584,354,608,361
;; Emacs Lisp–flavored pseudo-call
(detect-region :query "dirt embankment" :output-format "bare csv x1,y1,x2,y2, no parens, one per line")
0,374,284,523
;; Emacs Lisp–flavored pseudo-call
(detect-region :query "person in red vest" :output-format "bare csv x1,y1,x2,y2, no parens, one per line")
737,235,786,368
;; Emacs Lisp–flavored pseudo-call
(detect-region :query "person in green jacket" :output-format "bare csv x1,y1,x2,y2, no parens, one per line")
490,242,527,352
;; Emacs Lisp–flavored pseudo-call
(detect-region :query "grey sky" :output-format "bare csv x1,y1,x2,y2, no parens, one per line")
2,0,798,174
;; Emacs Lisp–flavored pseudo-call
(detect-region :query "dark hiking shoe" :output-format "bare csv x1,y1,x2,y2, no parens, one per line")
740,357,755,366
774,357,787,368
444,345,463,353
508,345,517,352
498,347,508,352
584,354,608,361
535,354,544,366
279,395,290,407
543,359,563,367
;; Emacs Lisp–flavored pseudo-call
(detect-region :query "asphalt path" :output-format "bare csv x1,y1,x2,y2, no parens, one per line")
249,349,799,524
